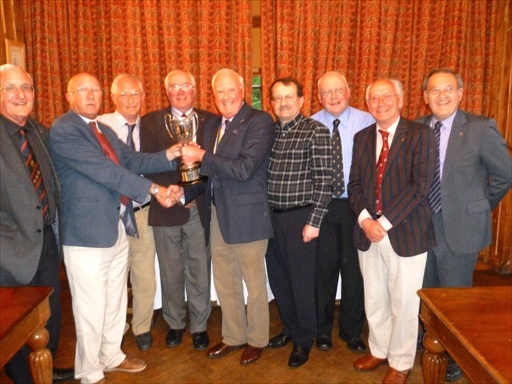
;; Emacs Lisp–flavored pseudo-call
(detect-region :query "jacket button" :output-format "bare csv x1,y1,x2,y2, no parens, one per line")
36,229,42,233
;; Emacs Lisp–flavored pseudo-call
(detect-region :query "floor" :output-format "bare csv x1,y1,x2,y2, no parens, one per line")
2,262,510,383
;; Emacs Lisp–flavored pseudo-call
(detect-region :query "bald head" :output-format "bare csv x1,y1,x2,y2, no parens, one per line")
0,64,35,125
66,73,103,119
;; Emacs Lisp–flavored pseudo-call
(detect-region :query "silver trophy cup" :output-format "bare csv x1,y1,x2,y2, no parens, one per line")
164,112,207,185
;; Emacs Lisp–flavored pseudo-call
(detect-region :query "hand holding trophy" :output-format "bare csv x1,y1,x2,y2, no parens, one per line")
164,112,207,185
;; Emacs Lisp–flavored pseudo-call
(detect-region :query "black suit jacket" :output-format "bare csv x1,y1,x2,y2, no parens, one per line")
140,107,216,227
348,117,436,256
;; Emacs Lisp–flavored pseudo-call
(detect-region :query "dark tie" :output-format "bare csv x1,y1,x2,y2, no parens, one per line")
428,121,443,213
214,120,229,153
376,129,390,214
331,119,345,197
89,121,130,207
126,123,136,150
17,128,49,221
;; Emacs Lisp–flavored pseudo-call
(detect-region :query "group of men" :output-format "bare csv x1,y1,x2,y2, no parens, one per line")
1,62,510,384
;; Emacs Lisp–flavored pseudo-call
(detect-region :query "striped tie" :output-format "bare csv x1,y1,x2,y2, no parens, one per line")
428,121,443,213
18,128,49,220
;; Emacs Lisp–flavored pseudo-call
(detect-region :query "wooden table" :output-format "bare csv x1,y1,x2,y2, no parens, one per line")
419,286,512,384
0,286,53,384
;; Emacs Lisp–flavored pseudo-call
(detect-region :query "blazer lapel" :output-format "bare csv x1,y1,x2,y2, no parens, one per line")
442,110,467,183
216,102,250,153
385,118,407,174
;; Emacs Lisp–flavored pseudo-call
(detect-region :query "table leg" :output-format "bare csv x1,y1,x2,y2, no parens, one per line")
26,327,53,384
422,331,447,384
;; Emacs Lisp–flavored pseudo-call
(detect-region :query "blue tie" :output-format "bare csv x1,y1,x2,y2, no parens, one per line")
428,121,443,213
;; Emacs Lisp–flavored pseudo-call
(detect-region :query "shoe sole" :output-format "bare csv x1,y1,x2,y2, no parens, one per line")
354,361,387,372
105,365,146,373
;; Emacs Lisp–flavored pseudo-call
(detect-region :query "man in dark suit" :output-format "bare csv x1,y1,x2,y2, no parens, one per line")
349,78,435,384
179,68,275,366
49,72,180,384
140,69,216,351
418,68,512,381
0,64,74,383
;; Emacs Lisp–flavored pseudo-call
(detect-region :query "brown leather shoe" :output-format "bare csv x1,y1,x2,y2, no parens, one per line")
207,342,247,359
105,356,146,373
240,345,263,365
354,354,387,371
382,368,410,384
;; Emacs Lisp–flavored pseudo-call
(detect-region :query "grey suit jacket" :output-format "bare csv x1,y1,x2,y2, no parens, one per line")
1,117,61,284
49,110,176,248
416,110,511,254
185,102,276,244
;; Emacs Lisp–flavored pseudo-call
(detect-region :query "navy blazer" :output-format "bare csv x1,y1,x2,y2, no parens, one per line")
185,102,275,244
416,110,512,254
49,110,176,248
348,117,436,256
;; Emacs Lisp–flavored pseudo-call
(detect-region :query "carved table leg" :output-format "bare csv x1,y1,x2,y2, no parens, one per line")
26,327,53,384
422,331,447,384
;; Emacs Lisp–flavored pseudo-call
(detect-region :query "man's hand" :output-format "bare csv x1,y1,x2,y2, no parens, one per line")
361,218,387,243
302,224,320,243
166,143,183,161
167,184,184,205
152,184,177,208
180,145,206,165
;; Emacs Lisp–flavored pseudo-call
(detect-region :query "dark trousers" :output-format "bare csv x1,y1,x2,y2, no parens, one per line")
0,225,61,384
266,208,317,348
317,199,365,340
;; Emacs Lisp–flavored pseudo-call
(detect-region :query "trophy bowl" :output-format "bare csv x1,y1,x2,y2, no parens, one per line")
164,113,207,186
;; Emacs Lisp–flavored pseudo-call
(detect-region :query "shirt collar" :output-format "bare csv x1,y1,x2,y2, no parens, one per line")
277,112,304,130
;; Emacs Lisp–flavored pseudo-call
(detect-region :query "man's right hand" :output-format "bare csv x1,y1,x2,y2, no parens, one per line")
361,218,387,243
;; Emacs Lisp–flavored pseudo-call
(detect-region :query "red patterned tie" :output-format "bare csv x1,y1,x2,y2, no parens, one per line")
375,129,389,214
18,128,49,220
89,121,130,206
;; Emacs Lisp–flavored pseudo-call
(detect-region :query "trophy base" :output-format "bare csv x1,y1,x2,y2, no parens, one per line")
178,175,207,186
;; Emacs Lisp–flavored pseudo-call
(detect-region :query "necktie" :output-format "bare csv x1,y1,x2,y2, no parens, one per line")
375,129,390,214
17,128,49,221
214,120,229,153
428,121,443,213
89,121,130,207
126,123,136,150
331,119,345,197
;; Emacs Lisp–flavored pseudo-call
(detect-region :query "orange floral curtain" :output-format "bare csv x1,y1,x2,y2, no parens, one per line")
261,0,497,119
22,0,252,127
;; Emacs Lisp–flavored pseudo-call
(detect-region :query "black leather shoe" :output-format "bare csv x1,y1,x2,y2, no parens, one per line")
192,331,209,350
316,334,332,351
346,336,367,353
166,328,185,347
136,332,153,351
288,345,310,367
52,367,74,382
268,333,292,348
445,358,462,382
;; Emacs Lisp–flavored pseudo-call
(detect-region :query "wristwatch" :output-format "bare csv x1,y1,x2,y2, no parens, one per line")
150,185,159,196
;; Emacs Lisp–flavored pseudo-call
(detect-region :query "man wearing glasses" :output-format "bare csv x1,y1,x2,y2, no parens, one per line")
266,77,332,367
140,70,215,351
418,68,511,382
97,74,156,351
1,64,75,383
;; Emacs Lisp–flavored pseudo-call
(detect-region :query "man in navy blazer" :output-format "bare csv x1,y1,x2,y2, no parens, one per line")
49,73,180,384
418,68,512,381
349,79,435,384
179,68,275,366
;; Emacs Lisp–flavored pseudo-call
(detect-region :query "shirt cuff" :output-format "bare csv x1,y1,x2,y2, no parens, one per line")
358,209,372,227
378,215,393,231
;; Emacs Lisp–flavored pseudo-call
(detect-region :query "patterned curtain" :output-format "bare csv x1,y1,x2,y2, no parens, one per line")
22,0,252,127
261,0,497,119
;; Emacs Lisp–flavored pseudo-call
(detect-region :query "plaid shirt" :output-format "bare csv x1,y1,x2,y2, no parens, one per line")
268,113,332,228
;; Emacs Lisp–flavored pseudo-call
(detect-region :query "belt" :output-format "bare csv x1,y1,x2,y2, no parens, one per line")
133,202,150,212
270,204,312,213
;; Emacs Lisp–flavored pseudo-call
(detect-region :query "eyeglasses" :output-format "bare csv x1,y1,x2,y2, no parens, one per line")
367,93,397,104
117,91,142,100
168,84,195,92
73,88,103,95
320,87,346,98
271,95,298,103
0,84,35,93
428,86,459,97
